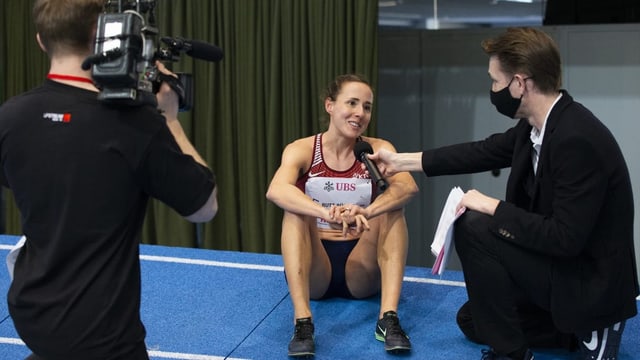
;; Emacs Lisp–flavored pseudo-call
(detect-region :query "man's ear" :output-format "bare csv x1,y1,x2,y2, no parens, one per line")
36,33,47,53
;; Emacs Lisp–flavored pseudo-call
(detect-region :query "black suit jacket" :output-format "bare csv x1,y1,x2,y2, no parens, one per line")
422,91,639,332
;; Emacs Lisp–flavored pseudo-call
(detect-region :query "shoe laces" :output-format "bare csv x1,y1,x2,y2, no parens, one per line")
381,312,407,337
293,319,314,340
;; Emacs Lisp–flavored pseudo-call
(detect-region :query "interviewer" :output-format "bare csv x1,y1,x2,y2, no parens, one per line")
368,27,638,360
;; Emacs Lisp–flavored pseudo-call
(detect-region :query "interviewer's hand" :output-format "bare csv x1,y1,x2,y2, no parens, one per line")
367,149,399,177
458,189,500,216
365,149,424,177
155,62,179,119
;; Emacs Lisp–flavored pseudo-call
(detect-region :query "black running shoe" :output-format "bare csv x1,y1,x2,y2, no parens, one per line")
288,317,315,358
375,311,411,353
480,348,534,360
577,321,626,360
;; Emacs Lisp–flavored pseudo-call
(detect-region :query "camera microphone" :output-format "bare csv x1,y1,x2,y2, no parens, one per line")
161,37,224,62
354,141,388,192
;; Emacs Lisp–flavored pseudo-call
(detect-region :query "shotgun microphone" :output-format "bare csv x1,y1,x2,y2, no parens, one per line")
161,37,224,62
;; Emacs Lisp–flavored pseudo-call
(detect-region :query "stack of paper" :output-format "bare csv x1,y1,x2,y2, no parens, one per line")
430,186,466,275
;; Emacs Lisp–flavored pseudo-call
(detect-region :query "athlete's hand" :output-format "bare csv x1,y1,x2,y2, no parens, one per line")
330,204,370,238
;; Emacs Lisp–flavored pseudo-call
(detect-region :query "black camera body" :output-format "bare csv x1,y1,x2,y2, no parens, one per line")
86,0,193,110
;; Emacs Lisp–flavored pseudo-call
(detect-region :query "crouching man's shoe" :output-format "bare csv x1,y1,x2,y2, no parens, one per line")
577,321,626,360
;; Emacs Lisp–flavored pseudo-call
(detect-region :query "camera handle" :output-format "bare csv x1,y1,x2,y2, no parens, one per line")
156,72,192,112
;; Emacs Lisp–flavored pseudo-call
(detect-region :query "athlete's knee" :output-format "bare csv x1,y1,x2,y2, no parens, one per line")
345,260,380,298
373,208,409,238
282,210,313,224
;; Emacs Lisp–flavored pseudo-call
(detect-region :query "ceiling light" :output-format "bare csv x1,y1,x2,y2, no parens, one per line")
379,1,399,7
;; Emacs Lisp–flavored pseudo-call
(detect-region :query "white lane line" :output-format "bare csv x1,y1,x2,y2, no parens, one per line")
147,350,248,360
0,337,248,360
7,245,640,300
3,245,463,285
403,276,466,287
140,254,466,286
140,254,284,272
0,336,23,345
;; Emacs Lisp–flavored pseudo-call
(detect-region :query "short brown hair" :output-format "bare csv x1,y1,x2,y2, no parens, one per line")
481,27,562,94
33,0,104,57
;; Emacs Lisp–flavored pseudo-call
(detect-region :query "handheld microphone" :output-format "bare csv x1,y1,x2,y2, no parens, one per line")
161,37,224,62
354,141,388,192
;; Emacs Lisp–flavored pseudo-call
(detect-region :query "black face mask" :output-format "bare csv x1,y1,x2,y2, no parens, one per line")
490,77,522,119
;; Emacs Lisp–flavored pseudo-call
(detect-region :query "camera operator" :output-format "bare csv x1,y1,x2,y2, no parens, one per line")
0,0,218,359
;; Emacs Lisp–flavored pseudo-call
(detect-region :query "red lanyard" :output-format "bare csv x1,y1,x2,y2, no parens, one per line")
47,73,94,84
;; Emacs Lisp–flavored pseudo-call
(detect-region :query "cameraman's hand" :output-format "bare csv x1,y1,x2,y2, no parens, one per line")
156,61,207,167
155,62,179,119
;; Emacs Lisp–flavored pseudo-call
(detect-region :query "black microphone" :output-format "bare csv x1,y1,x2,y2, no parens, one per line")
354,141,388,192
161,37,224,62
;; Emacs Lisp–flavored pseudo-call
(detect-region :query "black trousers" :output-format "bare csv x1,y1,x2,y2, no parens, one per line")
453,210,576,354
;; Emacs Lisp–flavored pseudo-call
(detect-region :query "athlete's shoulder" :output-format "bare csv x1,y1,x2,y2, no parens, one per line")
286,135,316,152
361,136,396,152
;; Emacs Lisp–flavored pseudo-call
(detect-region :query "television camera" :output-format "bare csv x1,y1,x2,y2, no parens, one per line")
82,0,223,110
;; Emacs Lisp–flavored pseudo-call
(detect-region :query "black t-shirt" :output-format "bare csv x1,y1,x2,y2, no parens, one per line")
0,80,215,358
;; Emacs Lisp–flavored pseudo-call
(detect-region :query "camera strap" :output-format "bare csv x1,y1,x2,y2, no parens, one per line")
157,73,187,109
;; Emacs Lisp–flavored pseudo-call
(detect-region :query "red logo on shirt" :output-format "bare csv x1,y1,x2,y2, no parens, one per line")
43,112,71,123
336,183,356,191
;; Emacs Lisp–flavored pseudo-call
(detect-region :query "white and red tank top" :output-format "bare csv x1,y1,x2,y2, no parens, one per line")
296,133,377,229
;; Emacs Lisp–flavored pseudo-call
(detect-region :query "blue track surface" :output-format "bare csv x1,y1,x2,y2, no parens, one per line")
0,234,638,359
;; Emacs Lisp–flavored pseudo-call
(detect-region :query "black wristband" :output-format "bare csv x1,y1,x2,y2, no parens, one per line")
157,73,187,110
